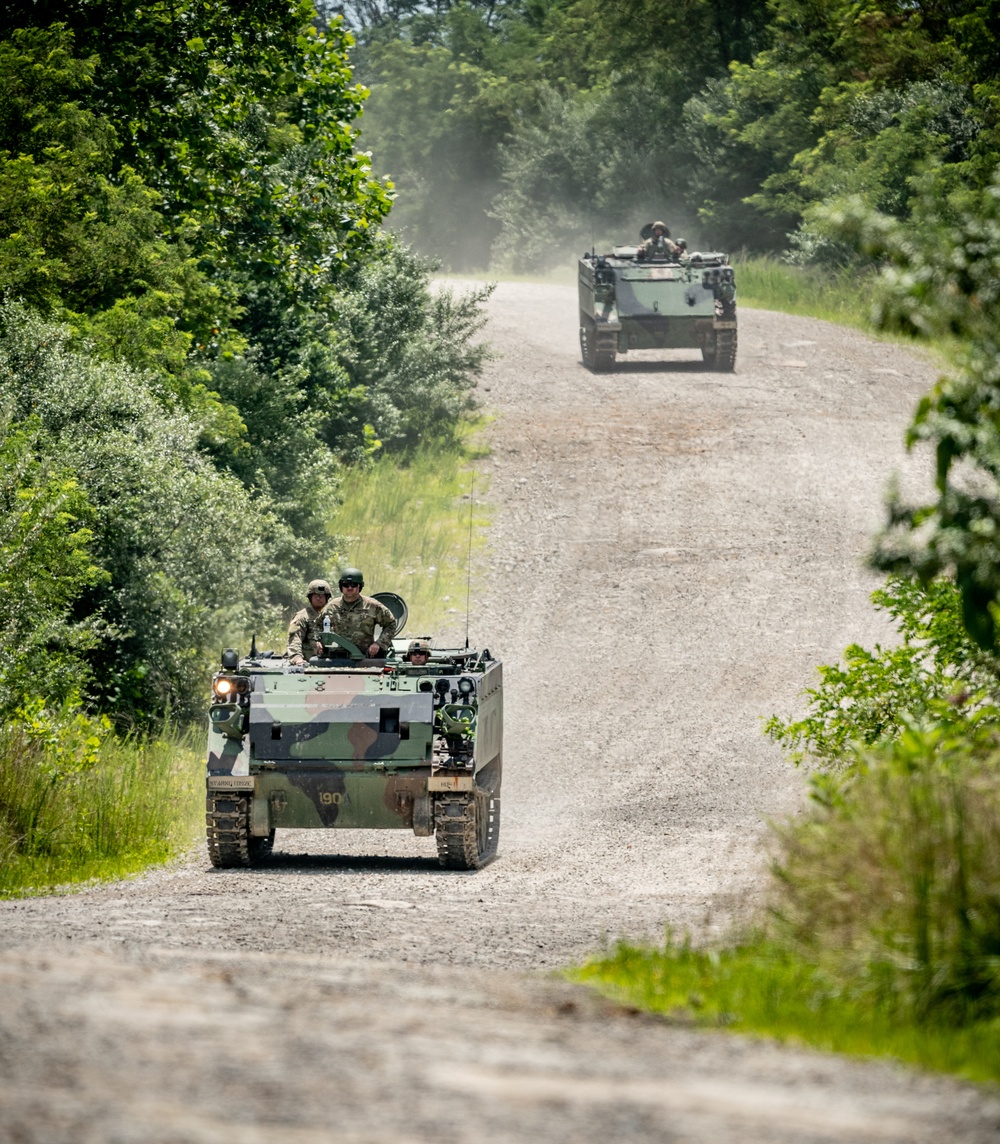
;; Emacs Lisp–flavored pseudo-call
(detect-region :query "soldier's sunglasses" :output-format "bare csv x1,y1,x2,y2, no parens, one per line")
339,581,361,589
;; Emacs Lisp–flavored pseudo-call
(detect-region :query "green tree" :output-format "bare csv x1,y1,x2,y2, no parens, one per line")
2,0,392,291
0,413,104,714
0,302,306,722
358,26,520,267
825,168,1000,651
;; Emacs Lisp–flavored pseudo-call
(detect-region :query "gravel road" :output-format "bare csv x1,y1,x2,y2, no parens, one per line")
3,283,998,1142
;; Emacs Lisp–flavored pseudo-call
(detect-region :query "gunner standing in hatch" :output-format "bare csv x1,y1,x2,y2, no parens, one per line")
638,221,680,259
320,568,397,658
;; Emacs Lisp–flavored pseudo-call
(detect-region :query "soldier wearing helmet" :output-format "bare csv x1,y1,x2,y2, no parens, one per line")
319,568,397,658
637,220,680,259
407,639,431,664
286,578,333,664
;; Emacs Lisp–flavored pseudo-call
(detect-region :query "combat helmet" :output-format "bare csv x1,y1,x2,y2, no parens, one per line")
306,578,332,600
338,566,365,588
408,639,431,658
651,221,670,236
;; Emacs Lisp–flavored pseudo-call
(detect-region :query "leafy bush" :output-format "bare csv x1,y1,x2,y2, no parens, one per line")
0,302,303,722
0,412,104,713
823,169,1000,653
765,572,1000,1026
329,239,493,449
766,576,1000,766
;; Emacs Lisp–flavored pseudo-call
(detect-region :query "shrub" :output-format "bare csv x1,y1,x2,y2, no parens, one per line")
772,711,1000,1023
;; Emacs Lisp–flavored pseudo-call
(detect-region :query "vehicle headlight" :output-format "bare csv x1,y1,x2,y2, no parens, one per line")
457,676,475,696
213,675,248,699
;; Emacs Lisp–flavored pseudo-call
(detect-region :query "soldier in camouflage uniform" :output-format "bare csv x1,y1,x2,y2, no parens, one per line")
321,567,397,658
637,221,680,259
286,579,333,664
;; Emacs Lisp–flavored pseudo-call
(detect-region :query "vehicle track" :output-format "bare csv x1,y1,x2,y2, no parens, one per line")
3,283,997,1142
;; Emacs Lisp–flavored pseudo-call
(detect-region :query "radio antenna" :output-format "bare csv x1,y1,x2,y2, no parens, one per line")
464,470,475,649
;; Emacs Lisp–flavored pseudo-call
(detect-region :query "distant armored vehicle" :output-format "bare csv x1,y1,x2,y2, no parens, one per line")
205,593,502,870
578,224,737,371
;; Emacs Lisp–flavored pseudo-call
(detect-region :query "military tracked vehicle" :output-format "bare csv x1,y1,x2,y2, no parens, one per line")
578,223,737,372
205,592,502,871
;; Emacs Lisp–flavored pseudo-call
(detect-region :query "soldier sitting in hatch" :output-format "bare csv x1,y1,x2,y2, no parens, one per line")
320,567,397,659
286,578,333,665
637,221,680,260
405,639,432,672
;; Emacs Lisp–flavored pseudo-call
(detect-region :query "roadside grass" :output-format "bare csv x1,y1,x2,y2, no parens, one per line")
572,940,1000,1084
730,257,880,327
329,424,492,640
0,725,202,898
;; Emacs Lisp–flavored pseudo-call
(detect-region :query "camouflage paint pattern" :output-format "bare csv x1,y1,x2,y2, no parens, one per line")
206,658,503,835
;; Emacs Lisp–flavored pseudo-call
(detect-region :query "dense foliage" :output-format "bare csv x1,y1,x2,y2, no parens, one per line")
0,2,491,725
766,576,1000,766
345,0,1000,268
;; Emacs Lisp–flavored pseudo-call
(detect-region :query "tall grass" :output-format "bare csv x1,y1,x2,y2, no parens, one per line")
0,723,202,897
733,256,880,327
772,720,1000,1024
329,427,491,638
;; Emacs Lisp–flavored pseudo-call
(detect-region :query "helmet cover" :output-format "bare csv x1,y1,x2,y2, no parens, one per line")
306,578,332,599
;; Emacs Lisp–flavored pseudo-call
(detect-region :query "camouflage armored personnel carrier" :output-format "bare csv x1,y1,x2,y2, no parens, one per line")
578,223,737,372
205,594,502,871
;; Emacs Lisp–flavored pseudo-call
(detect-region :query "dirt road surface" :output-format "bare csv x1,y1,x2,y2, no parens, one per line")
3,284,998,1142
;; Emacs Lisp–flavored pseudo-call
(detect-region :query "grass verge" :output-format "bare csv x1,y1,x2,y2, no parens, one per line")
572,939,1000,1084
329,424,492,639
0,725,203,898
733,257,881,327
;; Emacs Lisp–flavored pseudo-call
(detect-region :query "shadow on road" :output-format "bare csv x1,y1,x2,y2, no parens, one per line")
579,358,720,375
224,851,452,875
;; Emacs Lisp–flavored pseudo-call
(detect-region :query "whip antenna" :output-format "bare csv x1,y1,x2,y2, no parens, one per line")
465,471,475,649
